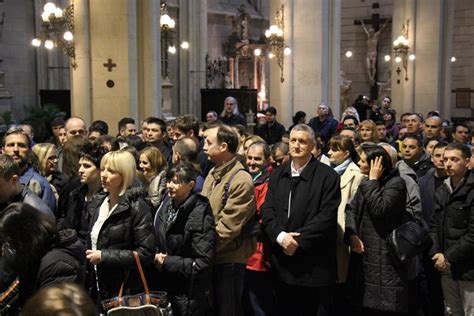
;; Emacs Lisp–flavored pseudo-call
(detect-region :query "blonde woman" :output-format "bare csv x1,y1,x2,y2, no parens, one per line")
86,151,154,308
32,143,68,204
139,147,168,207
358,119,380,144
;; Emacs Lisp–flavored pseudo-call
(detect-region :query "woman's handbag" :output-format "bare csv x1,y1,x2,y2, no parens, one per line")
386,218,433,265
101,251,172,316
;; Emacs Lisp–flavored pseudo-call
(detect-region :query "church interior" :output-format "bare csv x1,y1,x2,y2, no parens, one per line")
0,0,472,135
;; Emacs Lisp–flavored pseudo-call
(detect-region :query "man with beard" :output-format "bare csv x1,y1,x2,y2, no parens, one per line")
2,127,56,212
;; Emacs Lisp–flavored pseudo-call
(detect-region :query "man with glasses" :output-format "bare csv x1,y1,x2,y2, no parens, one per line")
2,127,56,213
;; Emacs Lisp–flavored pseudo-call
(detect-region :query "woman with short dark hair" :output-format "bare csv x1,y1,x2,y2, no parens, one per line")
153,163,216,316
345,143,416,315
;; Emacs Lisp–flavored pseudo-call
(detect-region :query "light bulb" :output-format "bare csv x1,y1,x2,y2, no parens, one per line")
276,29,284,37
397,35,405,43
43,2,56,15
265,30,271,38
254,48,262,56
168,46,176,54
63,31,73,41
160,14,171,26
268,52,275,59
44,39,54,49
403,38,410,46
283,47,291,56
31,38,42,47
395,56,402,63
269,25,279,34
168,18,176,29
408,54,415,61
180,41,189,49
384,55,391,62
393,40,399,46
451,56,456,62
345,50,353,58
41,12,50,22
54,8,63,18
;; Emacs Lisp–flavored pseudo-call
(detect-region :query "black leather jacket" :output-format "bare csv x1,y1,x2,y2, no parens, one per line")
86,187,155,302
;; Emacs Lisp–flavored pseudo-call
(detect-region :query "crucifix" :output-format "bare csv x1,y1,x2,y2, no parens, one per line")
103,58,117,72
354,3,391,100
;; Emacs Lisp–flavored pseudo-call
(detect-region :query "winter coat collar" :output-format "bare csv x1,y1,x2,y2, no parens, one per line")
209,157,239,183
281,156,318,182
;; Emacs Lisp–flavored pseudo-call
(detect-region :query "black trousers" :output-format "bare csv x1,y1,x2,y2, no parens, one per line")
275,281,335,316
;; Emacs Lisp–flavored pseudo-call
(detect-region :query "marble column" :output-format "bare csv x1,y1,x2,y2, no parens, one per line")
268,0,341,127
70,0,92,123
70,0,161,130
391,0,452,117
178,0,207,117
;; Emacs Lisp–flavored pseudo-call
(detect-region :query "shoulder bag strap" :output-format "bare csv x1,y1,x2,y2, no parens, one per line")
132,251,151,303
117,271,129,306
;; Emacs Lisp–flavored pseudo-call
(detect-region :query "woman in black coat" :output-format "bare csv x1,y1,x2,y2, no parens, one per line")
154,163,216,316
0,203,84,311
58,142,107,244
85,150,155,308
345,143,416,315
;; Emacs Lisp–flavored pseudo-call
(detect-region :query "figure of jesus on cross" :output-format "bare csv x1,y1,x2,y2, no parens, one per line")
361,18,390,87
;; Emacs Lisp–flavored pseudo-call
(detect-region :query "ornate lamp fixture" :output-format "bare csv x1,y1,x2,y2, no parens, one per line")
264,5,291,83
388,20,415,83
31,2,76,69
160,0,188,81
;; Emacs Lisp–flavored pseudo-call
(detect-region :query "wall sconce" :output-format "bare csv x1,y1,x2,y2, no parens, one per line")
31,2,76,69
264,5,291,83
160,0,188,81
391,20,414,83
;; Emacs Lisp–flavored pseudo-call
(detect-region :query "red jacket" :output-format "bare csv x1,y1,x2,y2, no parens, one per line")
246,170,272,272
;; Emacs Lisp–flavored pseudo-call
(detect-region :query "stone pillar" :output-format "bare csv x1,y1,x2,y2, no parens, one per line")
71,0,161,129
137,0,161,119
268,0,340,127
70,0,92,123
391,0,452,117
179,0,207,117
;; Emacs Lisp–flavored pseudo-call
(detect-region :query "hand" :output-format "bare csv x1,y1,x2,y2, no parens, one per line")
432,253,450,272
350,235,365,254
86,250,102,265
154,253,167,269
281,232,300,256
369,156,384,181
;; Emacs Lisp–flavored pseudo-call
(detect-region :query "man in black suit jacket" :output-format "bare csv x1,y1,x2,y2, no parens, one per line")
262,124,341,316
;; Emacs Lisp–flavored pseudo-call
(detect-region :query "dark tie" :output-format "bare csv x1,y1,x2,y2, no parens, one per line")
289,176,301,217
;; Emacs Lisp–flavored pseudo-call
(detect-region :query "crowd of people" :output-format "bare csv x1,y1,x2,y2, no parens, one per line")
0,94,473,316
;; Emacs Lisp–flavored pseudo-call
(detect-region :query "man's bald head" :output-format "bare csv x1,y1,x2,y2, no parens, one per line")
65,117,87,142
172,137,198,164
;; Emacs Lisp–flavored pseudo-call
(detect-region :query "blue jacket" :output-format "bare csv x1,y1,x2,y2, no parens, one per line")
20,167,56,214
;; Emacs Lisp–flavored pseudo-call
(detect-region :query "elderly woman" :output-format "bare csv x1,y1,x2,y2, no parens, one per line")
139,147,168,207
154,163,216,316
85,150,155,308
345,143,416,315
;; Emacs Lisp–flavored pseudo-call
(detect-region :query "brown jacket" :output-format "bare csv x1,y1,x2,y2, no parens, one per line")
202,157,256,264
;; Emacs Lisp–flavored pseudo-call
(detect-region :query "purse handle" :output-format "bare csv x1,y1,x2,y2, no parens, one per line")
116,251,151,305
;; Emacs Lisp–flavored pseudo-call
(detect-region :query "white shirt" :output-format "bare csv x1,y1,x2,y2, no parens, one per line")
276,157,311,245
